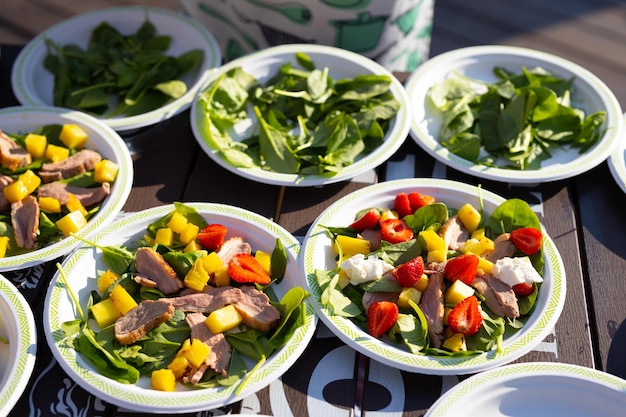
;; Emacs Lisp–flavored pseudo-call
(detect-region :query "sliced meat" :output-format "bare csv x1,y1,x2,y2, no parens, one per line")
37,181,111,207
168,286,244,312
484,233,517,263
439,215,469,251
184,312,231,379
359,228,382,252
11,195,39,249
362,289,400,312
134,247,184,295
39,149,102,182
472,270,520,318
114,299,174,345
419,271,445,348
0,130,31,171
0,175,14,212
217,237,251,264
233,285,281,332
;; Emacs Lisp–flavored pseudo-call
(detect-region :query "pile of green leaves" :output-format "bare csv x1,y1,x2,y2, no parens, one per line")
43,20,204,117
427,66,607,170
316,197,542,357
198,52,401,177
60,203,309,390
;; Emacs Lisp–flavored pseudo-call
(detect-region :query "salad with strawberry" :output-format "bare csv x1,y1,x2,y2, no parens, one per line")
315,191,544,356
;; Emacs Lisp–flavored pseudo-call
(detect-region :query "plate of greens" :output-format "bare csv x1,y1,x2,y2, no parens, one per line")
608,113,626,193
190,43,411,187
0,273,36,417
0,106,132,271
300,178,566,374
425,362,626,416
44,202,316,413
405,45,623,183
11,7,221,134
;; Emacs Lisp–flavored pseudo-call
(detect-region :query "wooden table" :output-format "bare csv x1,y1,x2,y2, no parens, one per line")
1,0,626,415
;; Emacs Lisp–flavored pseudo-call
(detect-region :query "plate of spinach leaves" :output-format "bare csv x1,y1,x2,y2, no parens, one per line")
300,178,566,374
190,44,411,186
11,7,221,134
405,45,623,183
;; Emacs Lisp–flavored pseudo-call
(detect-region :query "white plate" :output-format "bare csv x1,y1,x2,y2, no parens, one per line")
406,45,624,184
425,362,626,416
300,178,566,375
608,113,626,193
190,43,411,187
0,274,36,417
44,203,317,413
11,7,221,133
0,106,133,271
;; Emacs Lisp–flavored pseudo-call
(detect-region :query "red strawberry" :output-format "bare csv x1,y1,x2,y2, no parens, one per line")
444,254,479,285
392,256,425,287
367,301,399,338
394,193,413,218
197,224,227,251
512,281,535,297
510,227,543,255
379,218,414,244
228,253,271,285
407,192,435,211
349,208,381,231
447,296,482,336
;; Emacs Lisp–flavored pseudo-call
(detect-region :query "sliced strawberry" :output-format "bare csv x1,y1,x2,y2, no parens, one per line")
392,256,425,287
407,192,435,211
379,218,414,244
510,227,543,255
367,301,399,338
197,224,227,251
349,208,381,231
447,296,482,336
444,254,479,285
228,253,271,285
512,281,535,297
394,192,413,218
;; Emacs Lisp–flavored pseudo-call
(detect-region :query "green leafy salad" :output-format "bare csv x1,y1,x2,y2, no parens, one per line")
427,66,607,170
315,190,545,357
59,202,309,392
197,52,401,177
44,20,204,117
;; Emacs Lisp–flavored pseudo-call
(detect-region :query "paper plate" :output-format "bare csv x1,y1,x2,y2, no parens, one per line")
608,113,626,193
425,362,626,416
0,274,37,417
301,178,566,374
44,203,316,413
406,45,623,183
0,106,133,271
11,7,222,133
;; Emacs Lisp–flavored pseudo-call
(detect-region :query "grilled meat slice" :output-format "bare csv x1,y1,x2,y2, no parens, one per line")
484,233,517,263
362,289,400,312
233,285,281,332
217,237,251,264
472,270,520,318
39,149,102,183
419,270,445,348
184,312,231,379
134,247,184,295
37,181,111,207
0,175,14,212
168,286,244,312
0,130,31,171
439,215,469,251
11,195,39,249
114,299,174,345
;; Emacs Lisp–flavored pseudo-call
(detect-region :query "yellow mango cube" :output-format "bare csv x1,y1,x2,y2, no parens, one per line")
414,273,429,292
59,124,88,149
213,267,230,287
471,228,486,240
477,256,494,275
93,159,119,183
184,339,211,368
25,133,47,158
90,298,122,328
155,227,174,246
205,304,243,334
97,269,120,294
445,280,475,306
442,333,466,352
109,284,138,315
184,258,209,291
179,222,199,244
255,250,272,275
151,369,176,392
184,240,203,253
45,144,70,162
334,234,371,259
379,209,398,222
66,193,88,216
167,355,190,379
56,210,87,236
0,236,10,258
457,203,481,233
419,230,447,252
167,212,188,234
3,180,29,203
20,170,41,194
397,287,422,309
202,252,223,274
426,249,447,264
39,196,62,213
